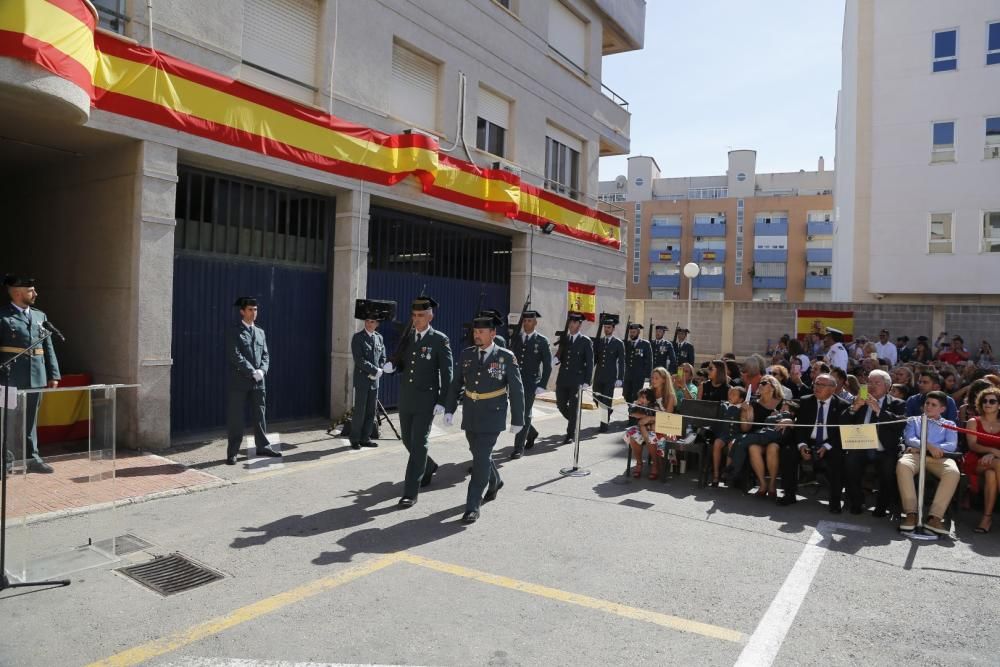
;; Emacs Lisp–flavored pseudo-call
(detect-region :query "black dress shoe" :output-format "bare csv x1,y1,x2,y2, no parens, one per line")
360,441,378,448
420,462,439,488
461,510,479,524
562,434,573,444
483,481,505,503
829,501,843,514
525,429,537,449
256,446,282,458
398,496,416,508
777,495,798,506
598,423,608,433
510,451,522,460
872,507,889,518
350,443,362,450
225,457,237,465
27,460,54,474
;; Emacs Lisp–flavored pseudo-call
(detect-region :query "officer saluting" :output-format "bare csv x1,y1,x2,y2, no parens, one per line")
623,322,652,423
1,276,60,474
227,297,281,464
349,299,389,450
509,309,551,458
674,327,695,367
554,312,594,444
444,313,524,524
592,314,625,432
382,295,453,508
652,324,677,373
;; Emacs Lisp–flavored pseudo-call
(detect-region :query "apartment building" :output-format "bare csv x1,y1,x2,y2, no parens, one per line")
834,0,1000,303
600,151,834,303
0,0,643,446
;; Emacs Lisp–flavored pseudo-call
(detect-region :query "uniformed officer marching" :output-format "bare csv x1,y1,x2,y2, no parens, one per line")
592,314,625,432
652,324,677,373
476,309,507,348
444,313,525,524
554,312,594,444
674,327,696,367
227,297,281,464
509,309,552,458
0,275,60,474
382,295,453,507
623,322,652,424
349,299,389,450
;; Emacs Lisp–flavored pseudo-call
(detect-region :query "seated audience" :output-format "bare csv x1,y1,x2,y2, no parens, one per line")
889,383,910,401
625,388,661,479
673,363,698,405
767,364,794,400
965,387,1000,533
896,391,959,534
905,371,959,421
649,366,676,414
698,359,731,402
728,375,785,494
844,369,906,517
710,386,746,487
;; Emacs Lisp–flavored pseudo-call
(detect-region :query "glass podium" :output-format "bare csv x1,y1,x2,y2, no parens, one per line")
2,384,137,584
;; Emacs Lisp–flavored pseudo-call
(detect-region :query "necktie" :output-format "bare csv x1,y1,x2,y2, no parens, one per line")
479,350,486,365
816,401,827,444
249,326,256,344
415,332,422,344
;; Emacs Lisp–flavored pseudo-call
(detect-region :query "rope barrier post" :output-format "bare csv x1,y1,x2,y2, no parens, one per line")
907,413,937,541
560,384,591,477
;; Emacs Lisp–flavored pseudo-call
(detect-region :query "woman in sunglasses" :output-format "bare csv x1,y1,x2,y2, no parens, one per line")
966,386,1000,533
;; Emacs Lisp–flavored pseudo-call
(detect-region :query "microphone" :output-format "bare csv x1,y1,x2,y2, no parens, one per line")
42,321,65,342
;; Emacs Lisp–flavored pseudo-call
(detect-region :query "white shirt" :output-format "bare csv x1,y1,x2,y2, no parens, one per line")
11,303,29,317
478,343,497,361
874,341,898,366
824,343,848,372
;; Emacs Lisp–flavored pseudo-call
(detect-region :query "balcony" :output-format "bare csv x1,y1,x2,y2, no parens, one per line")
648,249,679,263
650,225,682,239
807,221,834,236
806,248,833,263
649,274,681,289
754,221,789,236
692,248,726,263
753,276,786,289
693,274,725,289
595,0,646,54
753,249,788,262
595,91,631,156
693,222,727,237
806,275,833,289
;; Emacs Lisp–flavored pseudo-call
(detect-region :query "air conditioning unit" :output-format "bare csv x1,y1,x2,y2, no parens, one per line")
986,145,1000,160
492,159,522,178
403,127,437,140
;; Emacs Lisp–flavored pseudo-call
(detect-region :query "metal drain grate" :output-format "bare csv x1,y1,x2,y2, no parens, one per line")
92,533,154,556
118,553,224,596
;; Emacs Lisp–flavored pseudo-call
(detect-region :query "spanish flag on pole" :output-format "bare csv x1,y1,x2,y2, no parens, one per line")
795,309,855,343
567,282,597,322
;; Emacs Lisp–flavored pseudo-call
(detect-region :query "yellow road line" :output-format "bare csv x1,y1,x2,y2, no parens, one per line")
397,553,746,644
86,553,403,667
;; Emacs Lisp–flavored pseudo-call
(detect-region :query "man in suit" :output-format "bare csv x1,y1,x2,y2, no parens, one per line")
592,314,625,432
777,373,850,512
623,322,652,425
227,297,280,465
1,276,60,473
652,324,677,373
382,295,453,507
509,309,551,459
674,327,695,367
844,369,906,517
349,299,389,450
444,313,525,523
555,312,594,444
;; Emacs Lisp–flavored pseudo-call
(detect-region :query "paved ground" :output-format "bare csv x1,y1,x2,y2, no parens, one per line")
3,400,1000,667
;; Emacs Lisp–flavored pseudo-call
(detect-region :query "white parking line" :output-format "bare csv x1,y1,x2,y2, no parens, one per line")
734,521,870,667
164,660,424,667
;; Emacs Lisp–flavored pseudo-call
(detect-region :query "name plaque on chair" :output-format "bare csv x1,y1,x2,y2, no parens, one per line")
654,412,683,438
840,424,879,450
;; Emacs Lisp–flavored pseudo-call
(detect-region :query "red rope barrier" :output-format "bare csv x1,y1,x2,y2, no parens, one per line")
938,420,1000,445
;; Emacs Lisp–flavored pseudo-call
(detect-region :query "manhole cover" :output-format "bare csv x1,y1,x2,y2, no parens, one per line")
92,533,154,556
118,553,224,596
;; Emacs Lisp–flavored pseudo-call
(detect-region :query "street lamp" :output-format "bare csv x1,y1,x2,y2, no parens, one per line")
682,262,700,333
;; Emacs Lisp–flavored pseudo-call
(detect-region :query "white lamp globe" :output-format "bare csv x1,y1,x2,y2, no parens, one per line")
683,262,700,279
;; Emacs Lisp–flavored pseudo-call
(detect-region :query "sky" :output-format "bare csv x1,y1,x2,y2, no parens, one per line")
598,0,846,181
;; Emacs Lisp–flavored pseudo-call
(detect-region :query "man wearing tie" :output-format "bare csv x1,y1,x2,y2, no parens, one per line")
777,373,849,511
674,327,695,367
623,323,652,425
555,312,594,444
509,309,551,458
844,369,906,517
382,296,453,507
591,314,625,432
227,297,280,464
349,299,388,450
444,313,525,524
652,324,677,373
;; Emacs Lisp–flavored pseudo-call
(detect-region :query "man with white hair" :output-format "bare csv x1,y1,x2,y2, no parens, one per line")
844,369,907,517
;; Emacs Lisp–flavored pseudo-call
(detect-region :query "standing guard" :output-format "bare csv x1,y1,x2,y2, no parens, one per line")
226,297,280,464
624,322,652,424
349,299,390,450
444,313,524,524
675,327,696,367
652,324,677,373
509,309,552,458
555,312,594,444
592,314,625,432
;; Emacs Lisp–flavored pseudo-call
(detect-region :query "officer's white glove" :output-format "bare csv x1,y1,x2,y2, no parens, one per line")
444,413,454,426
375,369,383,379
615,380,623,388
433,404,445,416
534,386,546,396
552,357,560,366
509,424,523,435
382,362,395,374
582,383,590,391
252,369,264,382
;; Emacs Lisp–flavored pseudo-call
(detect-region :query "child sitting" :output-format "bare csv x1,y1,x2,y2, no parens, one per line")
711,386,746,487
625,388,663,479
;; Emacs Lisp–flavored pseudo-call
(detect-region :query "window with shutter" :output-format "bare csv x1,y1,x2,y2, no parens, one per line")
390,42,439,132
477,87,510,158
243,0,320,88
548,0,587,72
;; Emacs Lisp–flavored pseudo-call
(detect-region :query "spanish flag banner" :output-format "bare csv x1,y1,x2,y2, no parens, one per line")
567,282,597,322
0,0,621,250
795,309,854,343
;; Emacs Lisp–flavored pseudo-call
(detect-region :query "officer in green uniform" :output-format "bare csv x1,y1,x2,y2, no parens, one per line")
554,312,594,444
382,296,453,507
624,322,652,425
509,309,551,458
1,276,60,473
226,297,280,464
652,324,677,373
476,309,507,348
444,313,525,524
592,314,625,432
675,328,696,366
349,299,389,450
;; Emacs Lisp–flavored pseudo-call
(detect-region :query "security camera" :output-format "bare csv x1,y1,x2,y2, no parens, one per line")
873,293,886,300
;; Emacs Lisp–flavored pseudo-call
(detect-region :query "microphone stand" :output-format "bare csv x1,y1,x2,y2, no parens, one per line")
1,327,71,592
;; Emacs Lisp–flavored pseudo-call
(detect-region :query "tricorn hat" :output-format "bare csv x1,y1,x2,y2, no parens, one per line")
354,298,396,322
233,296,258,308
3,275,35,288
411,295,438,311
600,313,620,326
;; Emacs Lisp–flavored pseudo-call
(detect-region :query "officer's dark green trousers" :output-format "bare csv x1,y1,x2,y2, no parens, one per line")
400,409,435,498
466,431,500,511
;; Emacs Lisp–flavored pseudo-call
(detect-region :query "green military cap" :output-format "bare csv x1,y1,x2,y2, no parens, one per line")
234,296,258,308
411,296,438,311
3,275,35,288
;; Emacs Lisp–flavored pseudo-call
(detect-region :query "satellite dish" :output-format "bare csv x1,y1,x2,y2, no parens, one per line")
615,175,627,189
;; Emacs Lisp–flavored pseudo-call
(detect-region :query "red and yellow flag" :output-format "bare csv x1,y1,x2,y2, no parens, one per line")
795,309,855,343
568,282,597,322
